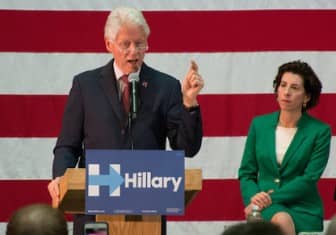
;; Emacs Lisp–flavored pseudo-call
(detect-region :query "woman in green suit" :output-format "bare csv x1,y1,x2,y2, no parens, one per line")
239,61,331,235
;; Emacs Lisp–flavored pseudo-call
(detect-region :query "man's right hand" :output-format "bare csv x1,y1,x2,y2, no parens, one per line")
47,177,61,208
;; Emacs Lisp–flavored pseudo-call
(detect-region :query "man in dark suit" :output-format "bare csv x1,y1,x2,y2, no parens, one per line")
48,6,204,235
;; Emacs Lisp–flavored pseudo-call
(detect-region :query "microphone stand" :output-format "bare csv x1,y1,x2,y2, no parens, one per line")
128,80,138,150
131,79,138,120
128,112,133,150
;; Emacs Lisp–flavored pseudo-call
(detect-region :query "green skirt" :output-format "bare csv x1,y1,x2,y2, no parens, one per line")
261,203,323,234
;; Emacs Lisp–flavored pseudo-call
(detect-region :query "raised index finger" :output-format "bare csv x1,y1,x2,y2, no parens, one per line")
190,60,198,72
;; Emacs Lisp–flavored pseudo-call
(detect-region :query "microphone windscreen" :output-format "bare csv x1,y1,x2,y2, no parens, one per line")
128,73,139,82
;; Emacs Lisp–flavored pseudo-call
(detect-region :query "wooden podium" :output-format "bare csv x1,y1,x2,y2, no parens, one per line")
57,168,202,235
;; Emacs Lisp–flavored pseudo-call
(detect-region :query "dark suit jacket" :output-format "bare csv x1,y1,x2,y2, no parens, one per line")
239,111,331,218
53,60,203,177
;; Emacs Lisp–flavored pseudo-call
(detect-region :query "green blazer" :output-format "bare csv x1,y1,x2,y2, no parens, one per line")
239,111,331,218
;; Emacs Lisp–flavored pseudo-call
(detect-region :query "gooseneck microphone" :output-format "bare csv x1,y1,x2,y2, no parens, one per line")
128,73,139,119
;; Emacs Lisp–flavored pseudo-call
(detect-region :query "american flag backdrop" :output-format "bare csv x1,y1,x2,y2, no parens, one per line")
1,0,336,234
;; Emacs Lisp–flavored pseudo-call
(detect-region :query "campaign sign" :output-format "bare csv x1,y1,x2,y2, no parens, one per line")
85,150,185,215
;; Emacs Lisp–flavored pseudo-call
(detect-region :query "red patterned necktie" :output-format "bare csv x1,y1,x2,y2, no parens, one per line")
120,75,130,114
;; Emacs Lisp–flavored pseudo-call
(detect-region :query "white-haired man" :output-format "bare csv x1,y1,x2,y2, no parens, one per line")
48,7,204,235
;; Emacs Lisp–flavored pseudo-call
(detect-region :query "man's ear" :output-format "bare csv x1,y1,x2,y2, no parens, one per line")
105,38,113,53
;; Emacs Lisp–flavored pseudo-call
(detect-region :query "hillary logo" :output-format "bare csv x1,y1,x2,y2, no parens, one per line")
124,172,182,192
87,164,124,197
88,163,183,197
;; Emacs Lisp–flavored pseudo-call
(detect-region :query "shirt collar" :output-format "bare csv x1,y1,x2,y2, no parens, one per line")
113,61,141,81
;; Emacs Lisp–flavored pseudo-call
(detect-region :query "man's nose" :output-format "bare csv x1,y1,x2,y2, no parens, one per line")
128,43,139,53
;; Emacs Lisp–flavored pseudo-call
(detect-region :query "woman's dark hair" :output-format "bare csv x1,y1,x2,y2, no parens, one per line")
273,60,322,111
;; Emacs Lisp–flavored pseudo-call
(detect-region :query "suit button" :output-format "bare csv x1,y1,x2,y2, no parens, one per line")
274,178,280,184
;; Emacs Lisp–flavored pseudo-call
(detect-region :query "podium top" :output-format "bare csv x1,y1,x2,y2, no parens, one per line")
58,168,202,214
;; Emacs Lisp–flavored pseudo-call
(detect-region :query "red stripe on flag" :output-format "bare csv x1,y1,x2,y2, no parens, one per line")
0,179,335,222
0,95,67,137
169,179,336,221
1,10,336,52
200,94,336,136
0,94,335,137
1,180,51,221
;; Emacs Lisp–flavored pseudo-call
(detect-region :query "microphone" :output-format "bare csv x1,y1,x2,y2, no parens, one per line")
128,73,139,119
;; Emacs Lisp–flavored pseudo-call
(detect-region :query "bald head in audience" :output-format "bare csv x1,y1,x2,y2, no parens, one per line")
6,203,67,235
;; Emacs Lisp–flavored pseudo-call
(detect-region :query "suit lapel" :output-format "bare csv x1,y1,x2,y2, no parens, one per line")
138,63,152,110
99,60,126,122
266,112,281,172
279,113,308,170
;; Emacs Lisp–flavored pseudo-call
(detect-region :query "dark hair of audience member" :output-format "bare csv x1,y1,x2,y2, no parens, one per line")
221,221,284,235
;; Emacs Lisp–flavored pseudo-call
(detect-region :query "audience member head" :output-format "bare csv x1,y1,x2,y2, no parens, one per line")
221,221,284,235
6,203,68,235
273,60,322,111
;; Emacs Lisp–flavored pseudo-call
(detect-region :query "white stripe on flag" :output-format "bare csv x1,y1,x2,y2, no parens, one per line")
1,52,336,94
0,0,336,10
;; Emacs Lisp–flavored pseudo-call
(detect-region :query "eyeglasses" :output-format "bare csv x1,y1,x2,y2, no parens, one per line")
112,40,148,54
